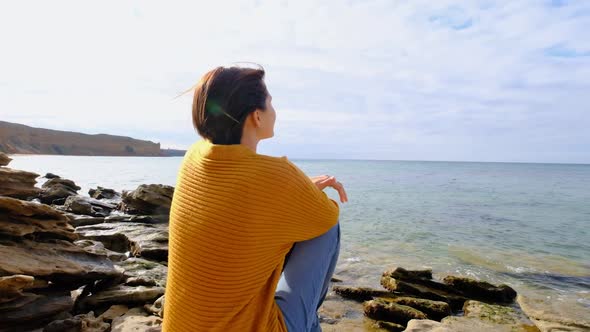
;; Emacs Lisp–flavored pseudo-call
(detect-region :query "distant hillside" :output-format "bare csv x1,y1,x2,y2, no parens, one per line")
0,121,186,157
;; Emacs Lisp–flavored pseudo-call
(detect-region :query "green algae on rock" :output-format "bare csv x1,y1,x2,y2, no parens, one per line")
363,298,427,325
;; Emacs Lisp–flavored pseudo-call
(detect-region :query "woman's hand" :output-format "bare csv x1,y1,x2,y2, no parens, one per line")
309,175,348,203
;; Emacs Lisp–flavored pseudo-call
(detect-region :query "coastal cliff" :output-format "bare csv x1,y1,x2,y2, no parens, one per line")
0,121,185,157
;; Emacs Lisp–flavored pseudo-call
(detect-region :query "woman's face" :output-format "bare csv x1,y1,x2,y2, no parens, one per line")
257,93,276,140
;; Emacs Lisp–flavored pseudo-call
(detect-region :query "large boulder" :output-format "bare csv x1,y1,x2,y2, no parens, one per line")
120,184,174,215
39,175,81,205
443,276,517,303
0,167,41,199
0,197,77,241
76,222,169,261
0,152,12,166
63,195,117,217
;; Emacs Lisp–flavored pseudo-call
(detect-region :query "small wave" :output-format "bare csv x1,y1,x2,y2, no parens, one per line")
345,257,361,263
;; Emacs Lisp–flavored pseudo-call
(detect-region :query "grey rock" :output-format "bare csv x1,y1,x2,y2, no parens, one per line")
89,186,121,201
117,258,168,287
120,184,174,215
0,293,73,329
39,176,81,204
76,222,168,261
74,240,128,262
0,239,122,287
64,195,116,217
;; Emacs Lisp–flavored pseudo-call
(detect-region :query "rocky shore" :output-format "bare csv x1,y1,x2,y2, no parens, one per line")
1,151,589,332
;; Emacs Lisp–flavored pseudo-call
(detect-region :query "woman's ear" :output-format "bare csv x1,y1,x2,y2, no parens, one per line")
253,110,262,128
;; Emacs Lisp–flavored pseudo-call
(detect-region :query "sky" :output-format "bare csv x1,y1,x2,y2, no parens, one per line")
1,0,589,163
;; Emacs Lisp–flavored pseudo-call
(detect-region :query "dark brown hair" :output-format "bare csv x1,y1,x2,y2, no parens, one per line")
192,65,268,145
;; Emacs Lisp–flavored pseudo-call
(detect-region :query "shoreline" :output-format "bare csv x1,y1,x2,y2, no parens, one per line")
2,151,589,331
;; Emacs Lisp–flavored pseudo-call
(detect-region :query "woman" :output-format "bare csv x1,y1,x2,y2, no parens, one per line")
162,64,348,332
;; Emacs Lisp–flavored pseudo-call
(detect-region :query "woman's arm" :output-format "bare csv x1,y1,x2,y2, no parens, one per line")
273,158,340,242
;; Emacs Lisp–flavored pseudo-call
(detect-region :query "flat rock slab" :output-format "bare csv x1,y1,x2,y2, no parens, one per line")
79,285,165,309
75,240,128,262
444,276,517,303
463,300,538,331
0,292,73,328
0,196,77,241
0,167,41,199
76,222,169,261
332,285,393,302
363,298,427,326
0,239,122,286
517,295,590,332
67,215,106,227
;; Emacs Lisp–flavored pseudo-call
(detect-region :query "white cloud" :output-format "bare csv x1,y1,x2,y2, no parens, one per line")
1,0,589,162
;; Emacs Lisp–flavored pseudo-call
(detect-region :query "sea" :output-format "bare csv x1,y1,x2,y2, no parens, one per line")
8,155,590,320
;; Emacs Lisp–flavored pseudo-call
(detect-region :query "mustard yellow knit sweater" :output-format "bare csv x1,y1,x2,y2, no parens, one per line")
162,139,339,331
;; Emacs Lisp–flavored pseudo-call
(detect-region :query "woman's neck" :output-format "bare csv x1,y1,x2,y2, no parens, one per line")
240,134,259,153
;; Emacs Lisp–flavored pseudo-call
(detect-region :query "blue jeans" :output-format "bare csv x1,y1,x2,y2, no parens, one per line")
275,222,341,332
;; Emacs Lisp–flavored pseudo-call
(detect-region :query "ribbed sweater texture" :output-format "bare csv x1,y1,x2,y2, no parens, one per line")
162,139,339,331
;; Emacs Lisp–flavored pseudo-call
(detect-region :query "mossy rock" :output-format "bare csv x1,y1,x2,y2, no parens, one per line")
363,298,427,326
377,296,451,321
333,286,393,302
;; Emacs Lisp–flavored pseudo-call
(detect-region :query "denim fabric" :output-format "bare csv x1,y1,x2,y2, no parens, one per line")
275,222,341,332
